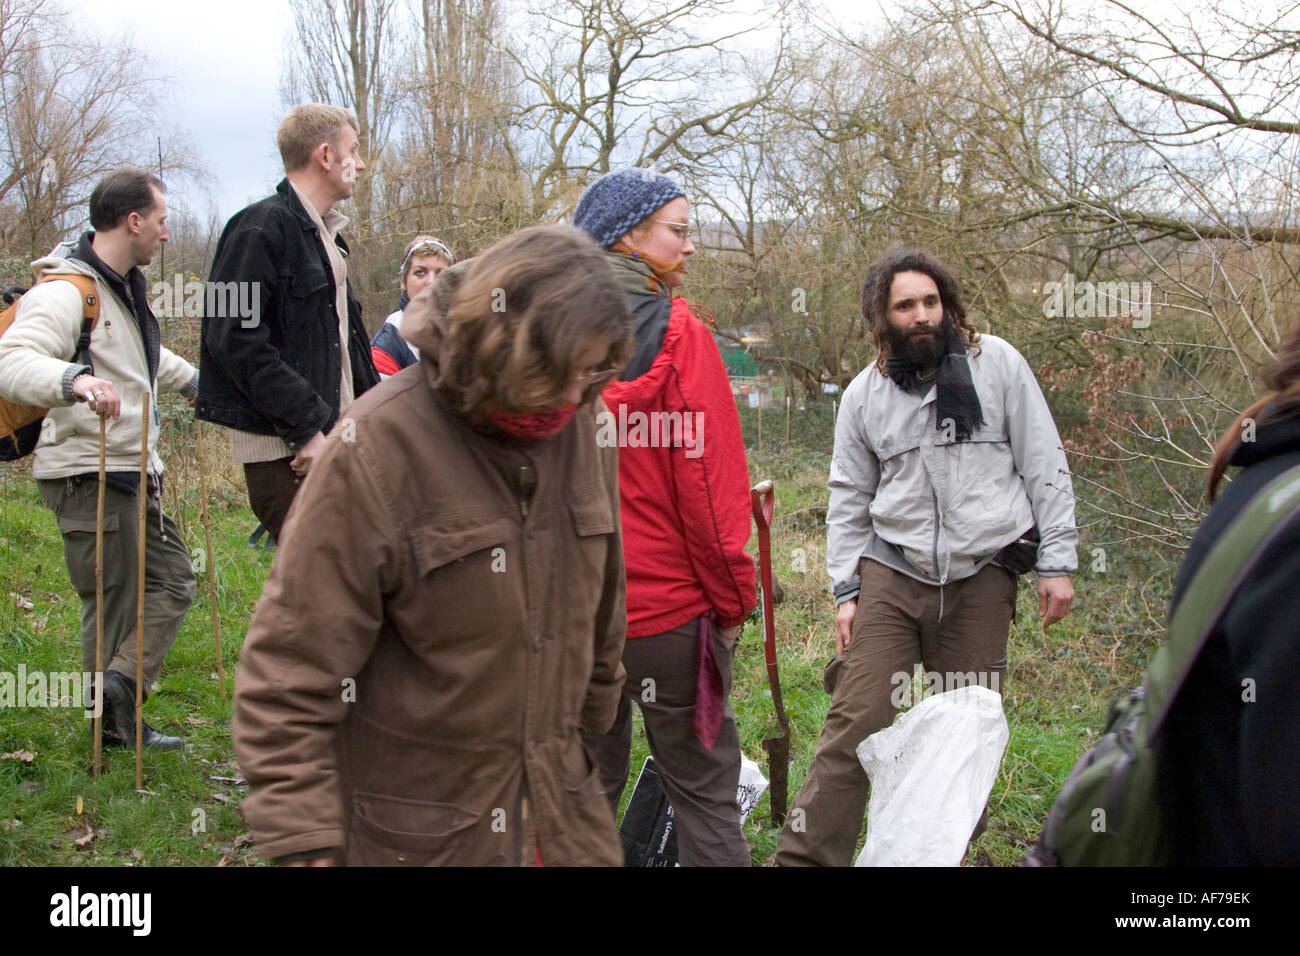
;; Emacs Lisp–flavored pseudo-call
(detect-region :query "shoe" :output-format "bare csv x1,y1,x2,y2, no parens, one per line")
100,671,184,750
101,722,183,751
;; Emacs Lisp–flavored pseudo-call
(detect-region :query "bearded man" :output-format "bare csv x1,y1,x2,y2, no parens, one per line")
775,249,1078,866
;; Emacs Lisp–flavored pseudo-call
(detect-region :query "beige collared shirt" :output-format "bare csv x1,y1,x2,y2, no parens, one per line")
230,182,356,464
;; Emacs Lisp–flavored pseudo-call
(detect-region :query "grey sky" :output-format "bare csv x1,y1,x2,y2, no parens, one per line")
77,0,293,223
70,0,871,225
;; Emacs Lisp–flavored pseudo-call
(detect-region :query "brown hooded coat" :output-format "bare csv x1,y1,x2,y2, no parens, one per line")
232,267,627,866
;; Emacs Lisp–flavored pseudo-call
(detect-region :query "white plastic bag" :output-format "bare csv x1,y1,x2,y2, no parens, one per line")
854,684,1008,866
737,755,769,824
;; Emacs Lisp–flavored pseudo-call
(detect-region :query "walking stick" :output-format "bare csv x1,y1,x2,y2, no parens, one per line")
750,479,790,826
135,394,148,789
194,420,225,699
92,416,106,776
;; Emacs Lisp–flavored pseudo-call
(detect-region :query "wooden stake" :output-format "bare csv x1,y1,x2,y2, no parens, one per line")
195,420,225,699
92,416,106,776
757,400,762,448
135,394,148,789
785,394,791,444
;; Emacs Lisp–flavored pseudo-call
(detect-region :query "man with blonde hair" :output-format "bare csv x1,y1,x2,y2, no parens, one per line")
197,104,380,542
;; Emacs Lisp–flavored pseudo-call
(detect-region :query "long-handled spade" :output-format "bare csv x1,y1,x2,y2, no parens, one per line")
750,479,790,826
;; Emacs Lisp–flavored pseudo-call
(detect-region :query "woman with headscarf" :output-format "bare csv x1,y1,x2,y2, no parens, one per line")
370,235,456,378
574,168,757,867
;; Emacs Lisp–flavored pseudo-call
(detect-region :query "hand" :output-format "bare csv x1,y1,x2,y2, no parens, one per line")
1037,575,1074,628
290,432,326,478
71,375,121,420
717,624,741,649
835,598,858,654
281,856,335,867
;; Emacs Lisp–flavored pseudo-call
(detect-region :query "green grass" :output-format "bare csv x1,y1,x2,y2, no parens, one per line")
0,460,271,867
1,416,1158,866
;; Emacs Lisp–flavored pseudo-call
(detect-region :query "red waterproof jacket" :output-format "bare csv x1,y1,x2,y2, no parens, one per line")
601,296,756,637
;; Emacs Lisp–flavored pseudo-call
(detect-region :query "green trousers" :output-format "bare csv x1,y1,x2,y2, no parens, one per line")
37,476,195,694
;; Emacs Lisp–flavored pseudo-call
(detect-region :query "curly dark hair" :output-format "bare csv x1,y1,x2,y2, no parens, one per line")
861,248,980,368
432,225,634,418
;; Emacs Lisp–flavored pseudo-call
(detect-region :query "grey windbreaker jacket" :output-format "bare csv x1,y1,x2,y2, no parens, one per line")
827,333,1077,603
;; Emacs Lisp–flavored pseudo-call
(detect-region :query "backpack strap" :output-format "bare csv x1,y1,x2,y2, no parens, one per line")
1143,461,1300,740
36,273,100,371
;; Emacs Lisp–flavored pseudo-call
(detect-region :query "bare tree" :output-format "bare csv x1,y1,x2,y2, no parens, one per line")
507,0,794,214
0,0,194,264
387,0,527,253
281,0,406,323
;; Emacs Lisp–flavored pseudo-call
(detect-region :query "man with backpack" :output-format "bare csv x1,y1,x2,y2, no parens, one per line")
0,169,198,751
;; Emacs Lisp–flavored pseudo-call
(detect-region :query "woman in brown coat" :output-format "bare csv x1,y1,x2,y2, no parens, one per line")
233,225,633,866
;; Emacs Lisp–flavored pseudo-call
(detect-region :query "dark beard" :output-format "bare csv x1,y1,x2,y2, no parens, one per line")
881,313,986,440
884,316,948,389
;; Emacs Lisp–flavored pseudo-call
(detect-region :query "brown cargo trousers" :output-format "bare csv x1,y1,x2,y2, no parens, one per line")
775,558,1015,867
37,476,195,694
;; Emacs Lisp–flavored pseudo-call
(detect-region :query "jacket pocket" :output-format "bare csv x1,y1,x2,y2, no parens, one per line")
57,509,120,536
347,791,488,866
288,266,330,300
410,517,514,576
546,741,620,865
569,492,615,537
565,493,616,612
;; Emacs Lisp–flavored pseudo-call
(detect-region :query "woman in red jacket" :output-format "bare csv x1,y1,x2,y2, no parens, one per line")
575,168,757,866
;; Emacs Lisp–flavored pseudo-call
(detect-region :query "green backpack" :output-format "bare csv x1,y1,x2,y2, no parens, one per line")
1028,461,1300,866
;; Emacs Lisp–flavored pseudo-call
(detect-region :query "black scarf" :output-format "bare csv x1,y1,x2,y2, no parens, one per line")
72,231,160,385
885,317,985,441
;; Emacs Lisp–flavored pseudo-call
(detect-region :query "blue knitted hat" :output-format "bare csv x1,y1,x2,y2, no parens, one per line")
572,168,686,249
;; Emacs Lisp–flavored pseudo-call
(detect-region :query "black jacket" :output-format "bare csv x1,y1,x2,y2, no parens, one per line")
196,179,379,447
1156,405,1300,865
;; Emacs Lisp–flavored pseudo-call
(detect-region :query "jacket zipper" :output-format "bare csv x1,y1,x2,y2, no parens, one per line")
932,489,946,621
520,791,529,867
518,459,531,865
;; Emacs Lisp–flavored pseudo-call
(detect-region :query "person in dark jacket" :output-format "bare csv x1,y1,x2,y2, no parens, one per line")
1155,320,1300,865
197,104,380,542
573,167,757,867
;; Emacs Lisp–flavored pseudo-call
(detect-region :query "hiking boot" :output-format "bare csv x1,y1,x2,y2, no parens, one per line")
101,721,184,751
100,670,184,750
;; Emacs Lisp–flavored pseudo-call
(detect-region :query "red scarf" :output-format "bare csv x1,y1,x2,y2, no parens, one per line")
488,404,577,440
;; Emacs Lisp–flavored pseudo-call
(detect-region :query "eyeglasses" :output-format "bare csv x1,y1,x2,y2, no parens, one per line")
574,365,617,390
655,220,691,242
